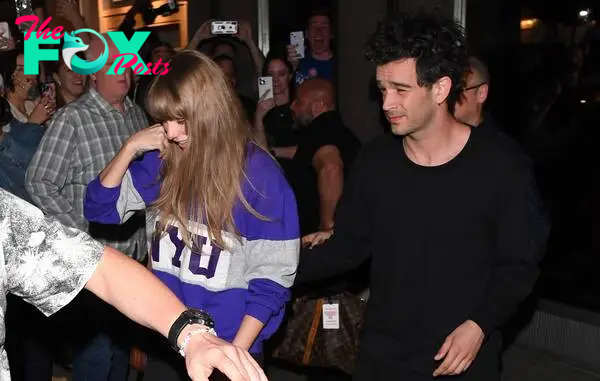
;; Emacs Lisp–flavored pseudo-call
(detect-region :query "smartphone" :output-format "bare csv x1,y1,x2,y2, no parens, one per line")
290,31,305,59
258,76,273,100
0,22,11,50
40,82,56,102
211,21,238,35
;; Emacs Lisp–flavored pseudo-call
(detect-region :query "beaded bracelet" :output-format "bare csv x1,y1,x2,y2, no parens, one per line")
179,326,218,357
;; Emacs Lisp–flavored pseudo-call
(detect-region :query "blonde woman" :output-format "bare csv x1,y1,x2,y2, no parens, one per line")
83,50,299,374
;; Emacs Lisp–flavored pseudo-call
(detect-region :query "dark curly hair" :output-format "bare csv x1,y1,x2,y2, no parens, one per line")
365,12,469,114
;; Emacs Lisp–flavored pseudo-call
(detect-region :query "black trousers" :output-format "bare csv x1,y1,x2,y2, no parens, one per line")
352,333,501,381
5,295,54,381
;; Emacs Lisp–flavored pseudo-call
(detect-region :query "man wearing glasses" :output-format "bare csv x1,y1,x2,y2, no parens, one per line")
455,56,494,131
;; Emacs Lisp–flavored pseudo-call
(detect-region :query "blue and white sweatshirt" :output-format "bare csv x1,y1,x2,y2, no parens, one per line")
84,145,300,354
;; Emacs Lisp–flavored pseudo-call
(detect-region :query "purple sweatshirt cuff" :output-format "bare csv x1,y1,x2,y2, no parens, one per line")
84,177,122,224
245,278,291,324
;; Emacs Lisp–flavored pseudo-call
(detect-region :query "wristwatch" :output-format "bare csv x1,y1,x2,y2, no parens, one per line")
168,309,216,354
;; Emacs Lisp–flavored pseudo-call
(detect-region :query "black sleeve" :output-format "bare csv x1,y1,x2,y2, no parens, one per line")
469,156,550,336
263,107,297,147
295,151,372,284
293,126,340,173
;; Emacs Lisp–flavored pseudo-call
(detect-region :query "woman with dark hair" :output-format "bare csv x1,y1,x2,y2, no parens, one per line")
254,53,296,175
0,47,53,201
1,48,54,124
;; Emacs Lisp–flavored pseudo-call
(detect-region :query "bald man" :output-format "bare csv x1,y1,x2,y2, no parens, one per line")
454,56,494,131
26,33,149,381
284,78,360,236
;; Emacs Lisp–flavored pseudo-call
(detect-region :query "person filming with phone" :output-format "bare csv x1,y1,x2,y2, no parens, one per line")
0,48,53,202
188,19,264,114
254,53,297,176
287,8,336,87
188,19,264,78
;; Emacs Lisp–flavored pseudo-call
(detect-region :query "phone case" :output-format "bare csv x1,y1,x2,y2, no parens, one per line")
290,31,305,59
211,21,238,35
258,76,273,100
41,83,56,100
0,22,10,50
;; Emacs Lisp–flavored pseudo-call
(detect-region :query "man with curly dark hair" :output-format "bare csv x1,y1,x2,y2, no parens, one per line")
296,12,549,381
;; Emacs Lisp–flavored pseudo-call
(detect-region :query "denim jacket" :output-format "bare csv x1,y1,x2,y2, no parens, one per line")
0,119,44,202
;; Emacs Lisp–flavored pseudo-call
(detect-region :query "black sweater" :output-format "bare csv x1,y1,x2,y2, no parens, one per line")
295,126,549,376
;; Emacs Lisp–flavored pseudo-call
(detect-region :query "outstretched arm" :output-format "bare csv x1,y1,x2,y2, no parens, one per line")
4,190,266,381
87,247,266,381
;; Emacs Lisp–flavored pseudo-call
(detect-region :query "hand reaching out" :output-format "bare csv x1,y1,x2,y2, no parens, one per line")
184,332,267,381
302,229,334,249
433,320,484,377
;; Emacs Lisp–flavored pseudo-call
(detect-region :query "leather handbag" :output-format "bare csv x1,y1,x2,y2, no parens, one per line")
271,292,366,374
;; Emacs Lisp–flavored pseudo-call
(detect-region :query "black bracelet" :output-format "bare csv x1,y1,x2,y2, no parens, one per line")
167,309,215,353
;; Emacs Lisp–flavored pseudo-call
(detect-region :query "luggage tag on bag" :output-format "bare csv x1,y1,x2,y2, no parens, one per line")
322,301,340,330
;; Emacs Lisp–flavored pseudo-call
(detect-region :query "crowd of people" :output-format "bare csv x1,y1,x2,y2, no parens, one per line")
0,0,577,380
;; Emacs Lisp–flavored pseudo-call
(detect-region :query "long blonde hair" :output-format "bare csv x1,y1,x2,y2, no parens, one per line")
146,50,263,249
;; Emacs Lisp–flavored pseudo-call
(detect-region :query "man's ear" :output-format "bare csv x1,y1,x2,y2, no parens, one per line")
311,100,323,116
433,76,452,105
477,83,489,104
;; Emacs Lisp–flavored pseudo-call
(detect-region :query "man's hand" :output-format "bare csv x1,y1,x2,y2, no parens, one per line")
184,332,267,381
302,229,334,249
433,320,484,377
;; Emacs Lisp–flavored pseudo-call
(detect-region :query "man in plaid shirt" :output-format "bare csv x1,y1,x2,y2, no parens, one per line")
26,35,147,381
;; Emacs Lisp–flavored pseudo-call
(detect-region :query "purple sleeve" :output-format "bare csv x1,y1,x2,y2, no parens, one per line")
128,150,162,204
84,151,162,224
84,178,123,224
239,148,300,325
246,279,291,324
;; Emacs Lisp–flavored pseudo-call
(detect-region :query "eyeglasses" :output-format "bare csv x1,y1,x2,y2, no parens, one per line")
464,82,487,92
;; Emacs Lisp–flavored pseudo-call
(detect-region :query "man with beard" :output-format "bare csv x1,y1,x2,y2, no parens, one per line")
278,78,360,237
297,13,549,381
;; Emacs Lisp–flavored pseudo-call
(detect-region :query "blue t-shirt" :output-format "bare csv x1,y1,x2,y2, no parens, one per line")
294,54,335,86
